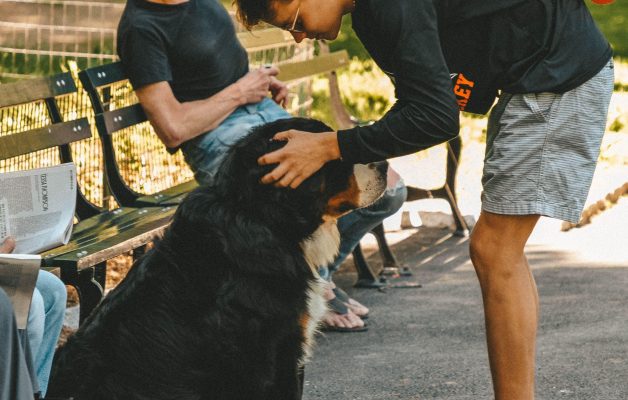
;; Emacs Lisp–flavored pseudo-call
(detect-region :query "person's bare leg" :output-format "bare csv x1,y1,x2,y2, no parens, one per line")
469,211,540,400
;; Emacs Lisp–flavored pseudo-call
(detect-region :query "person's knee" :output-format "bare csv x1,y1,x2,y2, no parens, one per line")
36,271,67,314
359,182,407,219
384,183,407,216
469,234,498,282
27,289,45,353
468,221,517,283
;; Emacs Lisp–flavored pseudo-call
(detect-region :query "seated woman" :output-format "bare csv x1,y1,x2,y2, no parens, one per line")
0,238,39,400
1,237,67,398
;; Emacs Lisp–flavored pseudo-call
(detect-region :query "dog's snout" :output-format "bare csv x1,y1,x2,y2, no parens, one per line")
368,161,388,175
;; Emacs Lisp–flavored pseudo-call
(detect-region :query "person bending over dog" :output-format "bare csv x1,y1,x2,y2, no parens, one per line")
231,0,614,399
116,0,406,332
48,118,389,400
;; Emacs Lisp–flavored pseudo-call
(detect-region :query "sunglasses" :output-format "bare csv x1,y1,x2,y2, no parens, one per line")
285,6,304,34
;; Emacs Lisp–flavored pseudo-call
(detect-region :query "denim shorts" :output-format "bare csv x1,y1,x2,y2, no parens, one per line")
180,98,291,185
482,59,614,223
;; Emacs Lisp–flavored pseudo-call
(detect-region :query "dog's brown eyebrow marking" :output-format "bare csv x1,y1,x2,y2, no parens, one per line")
326,175,360,217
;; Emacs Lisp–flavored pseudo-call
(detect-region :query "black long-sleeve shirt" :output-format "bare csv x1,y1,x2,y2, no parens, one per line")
337,0,612,164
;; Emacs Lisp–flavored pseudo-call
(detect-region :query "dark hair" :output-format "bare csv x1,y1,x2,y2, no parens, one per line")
233,0,281,29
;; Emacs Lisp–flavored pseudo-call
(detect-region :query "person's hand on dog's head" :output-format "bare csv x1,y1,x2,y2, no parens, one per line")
258,129,341,188
0,237,16,254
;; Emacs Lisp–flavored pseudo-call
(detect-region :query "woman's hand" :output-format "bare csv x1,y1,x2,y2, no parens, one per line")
269,76,289,108
258,130,341,188
0,237,16,253
234,66,280,104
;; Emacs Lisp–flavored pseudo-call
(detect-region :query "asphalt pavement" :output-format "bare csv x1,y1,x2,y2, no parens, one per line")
303,200,628,400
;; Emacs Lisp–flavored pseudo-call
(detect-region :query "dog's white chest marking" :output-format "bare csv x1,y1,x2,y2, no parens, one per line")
300,221,340,273
299,222,340,363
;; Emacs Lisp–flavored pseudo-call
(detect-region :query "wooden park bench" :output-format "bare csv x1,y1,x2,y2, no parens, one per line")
0,72,176,323
77,27,469,290
1,28,468,325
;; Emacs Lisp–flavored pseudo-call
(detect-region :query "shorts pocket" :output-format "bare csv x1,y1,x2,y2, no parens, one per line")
522,92,557,122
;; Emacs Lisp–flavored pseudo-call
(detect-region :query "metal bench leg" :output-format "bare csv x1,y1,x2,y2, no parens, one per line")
92,261,107,290
352,244,387,288
370,223,412,277
77,267,105,324
133,245,147,261
405,137,469,236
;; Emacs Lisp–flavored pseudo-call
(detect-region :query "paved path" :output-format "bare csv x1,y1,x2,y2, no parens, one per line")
303,200,628,400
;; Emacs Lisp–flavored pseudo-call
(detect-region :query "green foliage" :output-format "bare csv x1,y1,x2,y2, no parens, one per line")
329,15,370,60
311,58,395,128
587,2,628,58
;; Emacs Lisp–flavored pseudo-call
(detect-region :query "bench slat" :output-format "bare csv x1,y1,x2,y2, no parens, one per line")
79,63,128,91
238,28,293,51
0,118,91,160
134,180,199,206
0,72,76,107
277,50,350,82
98,104,147,135
42,206,176,270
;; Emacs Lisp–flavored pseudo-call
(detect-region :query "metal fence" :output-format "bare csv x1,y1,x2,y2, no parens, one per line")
0,0,124,80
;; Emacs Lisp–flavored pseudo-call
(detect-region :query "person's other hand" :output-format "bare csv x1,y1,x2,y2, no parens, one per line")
0,237,16,254
258,130,340,188
235,66,280,104
269,76,289,108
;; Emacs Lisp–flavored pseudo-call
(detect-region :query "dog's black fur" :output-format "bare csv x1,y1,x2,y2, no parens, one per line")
47,118,385,400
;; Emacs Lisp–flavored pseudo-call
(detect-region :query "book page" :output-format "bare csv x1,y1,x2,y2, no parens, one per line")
0,163,77,254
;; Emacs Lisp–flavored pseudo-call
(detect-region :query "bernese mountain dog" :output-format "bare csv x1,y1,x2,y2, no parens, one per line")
47,118,388,400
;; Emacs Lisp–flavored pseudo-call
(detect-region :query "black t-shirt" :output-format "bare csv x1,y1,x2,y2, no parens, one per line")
338,0,612,164
117,0,249,102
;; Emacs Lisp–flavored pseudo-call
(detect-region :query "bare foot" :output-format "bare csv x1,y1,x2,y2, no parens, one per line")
345,298,369,317
320,309,365,330
321,283,366,330
329,282,369,318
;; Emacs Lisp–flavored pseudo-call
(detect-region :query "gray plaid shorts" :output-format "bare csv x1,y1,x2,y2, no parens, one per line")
482,59,615,223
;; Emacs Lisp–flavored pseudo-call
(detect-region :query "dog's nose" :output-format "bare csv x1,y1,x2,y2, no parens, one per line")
368,161,389,174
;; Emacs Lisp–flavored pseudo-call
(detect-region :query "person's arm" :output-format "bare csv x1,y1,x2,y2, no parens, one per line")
337,0,459,164
119,24,289,148
259,0,459,187
136,67,282,148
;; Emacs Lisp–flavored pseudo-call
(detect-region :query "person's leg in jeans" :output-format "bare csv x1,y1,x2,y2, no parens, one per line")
326,179,407,279
320,178,407,329
26,270,66,397
1,288,39,400
181,98,291,186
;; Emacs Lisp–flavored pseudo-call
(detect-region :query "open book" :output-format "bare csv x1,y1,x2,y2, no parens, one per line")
0,163,77,328
0,163,76,254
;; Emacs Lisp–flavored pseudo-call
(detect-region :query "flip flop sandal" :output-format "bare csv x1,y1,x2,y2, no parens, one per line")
320,297,369,333
332,287,369,320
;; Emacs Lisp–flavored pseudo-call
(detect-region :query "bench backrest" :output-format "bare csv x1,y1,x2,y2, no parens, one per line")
0,72,95,219
78,27,345,207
